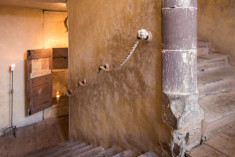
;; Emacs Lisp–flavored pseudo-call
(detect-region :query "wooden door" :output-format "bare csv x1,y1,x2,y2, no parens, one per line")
27,49,53,115
52,48,68,69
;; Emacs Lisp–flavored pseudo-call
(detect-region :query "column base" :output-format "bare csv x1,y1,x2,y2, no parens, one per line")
162,92,204,156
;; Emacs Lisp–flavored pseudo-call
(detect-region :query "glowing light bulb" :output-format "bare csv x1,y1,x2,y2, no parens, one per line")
56,91,61,101
10,64,15,72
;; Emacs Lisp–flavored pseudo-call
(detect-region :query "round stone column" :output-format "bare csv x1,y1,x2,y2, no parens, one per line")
161,0,204,156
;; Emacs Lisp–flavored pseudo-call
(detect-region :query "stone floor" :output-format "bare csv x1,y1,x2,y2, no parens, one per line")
189,121,235,157
0,116,68,157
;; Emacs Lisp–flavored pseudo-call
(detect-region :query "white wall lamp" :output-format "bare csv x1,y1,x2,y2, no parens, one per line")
4,64,17,137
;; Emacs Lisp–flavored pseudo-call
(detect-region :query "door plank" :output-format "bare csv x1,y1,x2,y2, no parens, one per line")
27,49,52,59
52,48,68,69
27,49,53,115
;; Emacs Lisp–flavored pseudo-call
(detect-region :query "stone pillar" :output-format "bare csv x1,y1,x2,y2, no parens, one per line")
161,0,204,156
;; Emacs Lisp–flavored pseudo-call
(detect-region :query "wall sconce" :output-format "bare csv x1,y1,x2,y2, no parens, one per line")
4,64,17,137
10,64,15,72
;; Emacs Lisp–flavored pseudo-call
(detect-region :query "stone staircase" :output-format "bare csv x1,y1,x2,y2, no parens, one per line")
18,140,158,157
16,41,235,157
197,41,235,139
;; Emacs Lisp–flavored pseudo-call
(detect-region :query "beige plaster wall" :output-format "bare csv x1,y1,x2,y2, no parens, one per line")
0,6,68,135
198,0,235,65
43,11,68,48
43,11,69,119
68,0,170,154
44,69,69,119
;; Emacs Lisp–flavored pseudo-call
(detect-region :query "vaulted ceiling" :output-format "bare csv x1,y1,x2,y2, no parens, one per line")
0,0,67,11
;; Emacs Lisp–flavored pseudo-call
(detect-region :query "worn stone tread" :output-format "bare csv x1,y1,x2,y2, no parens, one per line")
189,121,235,157
71,145,94,156
200,89,235,137
112,150,137,157
17,139,158,157
198,53,228,64
198,47,208,55
197,41,209,55
189,144,227,157
198,67,235,86
198,53,229,72
198,41,209,48
206,133,235,157
138,152,158,157
94,147,120,157
44,143,87,157
74,146,104,157
198,67,235,96
20,141,79,157
200,89,235,123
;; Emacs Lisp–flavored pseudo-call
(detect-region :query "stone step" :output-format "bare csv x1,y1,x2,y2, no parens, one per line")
138,152,158,157
21,141,80,157
199,89,235,139
45,142,87,157
69,145,94,157
198,41,209,48
112,150,138,157
197,53,229,72
74,146,104,157
53,144,93,157
95,147,120,157
18,140,159,157
198,41,209,55
197,67,235,97
198,47,209,55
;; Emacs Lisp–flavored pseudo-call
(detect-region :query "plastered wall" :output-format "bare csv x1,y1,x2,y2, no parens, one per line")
43,11,69,119
198,0,235,65
0,6,68,135
43,11,68,48
68,0,170,154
